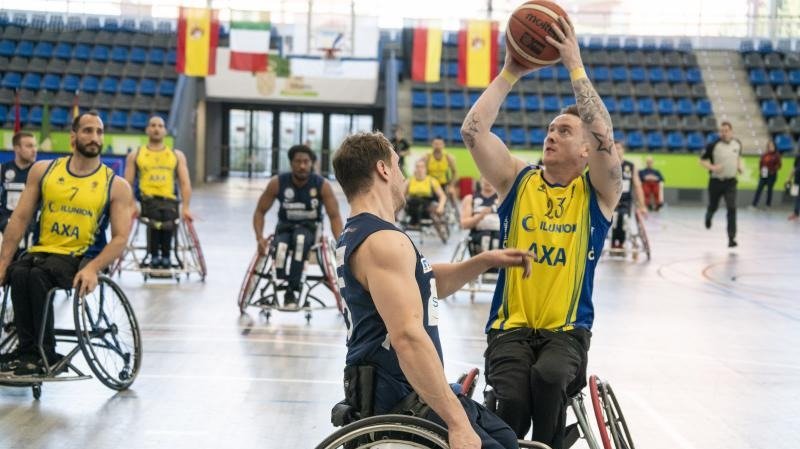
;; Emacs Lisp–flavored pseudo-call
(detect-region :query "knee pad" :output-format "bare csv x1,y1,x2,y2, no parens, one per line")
293,233,306,262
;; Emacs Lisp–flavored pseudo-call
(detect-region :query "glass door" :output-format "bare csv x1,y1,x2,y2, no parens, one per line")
228,109,273,177
328,113,374,174
278,111,324,173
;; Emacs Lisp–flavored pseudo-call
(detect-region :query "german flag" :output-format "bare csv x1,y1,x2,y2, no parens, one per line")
457,20,499,88
176,7,220,77
410,24,442,83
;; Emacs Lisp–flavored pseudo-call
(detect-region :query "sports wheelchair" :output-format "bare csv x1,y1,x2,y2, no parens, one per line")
0,275,142,399
237,230,342,323
112,211,207,282
398,197,450,244
317,368,634,449
449,231,501,301
603,209,651,262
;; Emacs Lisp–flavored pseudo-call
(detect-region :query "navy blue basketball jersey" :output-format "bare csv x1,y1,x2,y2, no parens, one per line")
336,213,442,413
0,161,31,213
276,173,325,226
620,160,635,206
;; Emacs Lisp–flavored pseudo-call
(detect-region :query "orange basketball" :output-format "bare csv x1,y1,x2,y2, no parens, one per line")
506,0,569,69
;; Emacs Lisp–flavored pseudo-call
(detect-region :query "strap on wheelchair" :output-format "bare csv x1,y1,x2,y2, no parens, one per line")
331,364,376,427
389,391,430,418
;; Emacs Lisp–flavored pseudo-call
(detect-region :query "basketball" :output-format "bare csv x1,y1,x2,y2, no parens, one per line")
506,0,569,68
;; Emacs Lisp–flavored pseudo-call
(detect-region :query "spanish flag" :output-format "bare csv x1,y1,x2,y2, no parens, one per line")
410,24,442,83
176,7,220,77
457,20,499,88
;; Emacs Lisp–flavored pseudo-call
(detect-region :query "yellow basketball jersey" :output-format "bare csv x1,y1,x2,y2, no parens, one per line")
487,166,610,332
135,146,177,199
426,152,451,186
407,176,435,198
29,157,114,257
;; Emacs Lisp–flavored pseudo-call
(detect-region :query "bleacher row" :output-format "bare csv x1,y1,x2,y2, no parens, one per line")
409,35,718,152
742,39,800,152
0,11,178,133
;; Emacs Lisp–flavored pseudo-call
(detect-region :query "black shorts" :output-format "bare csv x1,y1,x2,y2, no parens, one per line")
141,196,179,230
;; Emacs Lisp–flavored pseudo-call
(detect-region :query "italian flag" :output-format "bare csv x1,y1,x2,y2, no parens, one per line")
229,11,271,72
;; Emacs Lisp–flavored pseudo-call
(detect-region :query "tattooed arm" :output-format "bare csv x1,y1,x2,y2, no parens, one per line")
546,17,621,219
461,52,537,198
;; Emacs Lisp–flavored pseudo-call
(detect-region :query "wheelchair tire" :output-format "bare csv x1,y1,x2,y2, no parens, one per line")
589,375,613,449
319,237,343,314
601,382,635,449
73,275,142,391
458,367,480,399
0,288,18,355
432,217,450,244
238,242,273,314
635,210,651,262
184,220,207,279
315,414,449,449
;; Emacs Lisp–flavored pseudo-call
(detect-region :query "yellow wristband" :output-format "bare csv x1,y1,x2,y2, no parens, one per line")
569,67,588,81
499,68,519,86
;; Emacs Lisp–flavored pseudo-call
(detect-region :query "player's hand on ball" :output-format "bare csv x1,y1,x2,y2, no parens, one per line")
544,16,583,70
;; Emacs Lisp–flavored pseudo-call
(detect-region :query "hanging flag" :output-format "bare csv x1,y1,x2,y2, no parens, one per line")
176,7,220,76
410,22,443,83
72,90,80,121
457,20,499,88
13,90,21,133
229,10,270,72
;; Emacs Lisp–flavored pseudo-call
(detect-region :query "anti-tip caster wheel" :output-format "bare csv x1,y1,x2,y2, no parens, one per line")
32,384,41,400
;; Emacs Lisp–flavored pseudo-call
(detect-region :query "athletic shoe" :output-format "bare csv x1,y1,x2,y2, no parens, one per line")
13,353,66,376
283,290,298,309
728,240,738,248
0,349,20,364
159,257,171,269
789,214,799,221
149,256,162,269
704,215,712,229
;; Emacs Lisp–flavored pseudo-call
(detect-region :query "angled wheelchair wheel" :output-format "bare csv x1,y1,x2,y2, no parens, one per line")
589,375,616,449
0,288,18,355
457,367,480,399
600,382,635,449
238,241,273,314
73,276,142,391
184,220,207,279
432,216,450,244
319,236,343,314
635,210,651,261
315,414,449,449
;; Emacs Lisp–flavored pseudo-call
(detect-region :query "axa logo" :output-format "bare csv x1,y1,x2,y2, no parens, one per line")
521,214,536,232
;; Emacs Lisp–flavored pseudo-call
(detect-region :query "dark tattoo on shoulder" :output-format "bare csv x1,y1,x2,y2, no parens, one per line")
591,130,613,154
572,78,615,155
461,111,480,148
609,164,623,196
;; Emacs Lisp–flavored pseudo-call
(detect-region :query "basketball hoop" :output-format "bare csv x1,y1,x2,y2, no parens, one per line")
317,47,342,60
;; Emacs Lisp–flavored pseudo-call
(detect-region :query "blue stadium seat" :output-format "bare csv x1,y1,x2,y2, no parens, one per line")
626,130,644,149
21,73,41,91
110,110,129,129
591,66,610,82
775,133,794,152
666,131,686,151
0,105,6,125
130,111,149,130
667,67,685,83
542,95,560,112
611,66,628,82
0,40,15,57
510,127,526,145
749,68,768,85
139,20,155,33
100,77,119,94
782,100,799,118
686,68,702,84
623,37,638,51
91,45,110,62
790,69,800,86
646,131,665,150
33,42,53,58
431,124,448,141
430,91,446,109
587,37,603,50
148,48,165,65
166,49,177,65
158,79,176,97
677,97,694,115
28,106,43,126
66,16,82,31
648,67,665,83
1,72,22,89
81,75,100,94
62,74,80,92
121,19,138,33
695,99,712,116
103,18,119,32
505,94,521,111
448,91,465,109
15,41,34,58
412,124,429,142
619,97,635,114
524,94,541,111
537,66,555,80
757,39,773,53
657,98,675,115
706,132,719,144
129,47,147,64
677,39,693,52
603,97,617,113
560,96,575,108
111,46,128,63
686,131,704,152
51,107,69,127
761,99,779,118
86,17,101,31
74,44,91,61
492,126,507,142
637,97,655,115
529,128,546,145
629,66,646,83
446,62,458,78
641,38,657,52
613,129,625,142
468,91,480,106
556,66,569,81
12,14,28,27
769,69,787,84
139,78,157,96
54,42,73,60
450,125,463,144
411,90,427,108
606,37,621,50
740,40,755,52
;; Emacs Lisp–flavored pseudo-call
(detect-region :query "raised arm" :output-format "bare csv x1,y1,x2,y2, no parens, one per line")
0,161,48,283
460,56,533,198
320,180,343,239
353,231,480,449
546,17,621,218
253,176,279,254
175,149,193,221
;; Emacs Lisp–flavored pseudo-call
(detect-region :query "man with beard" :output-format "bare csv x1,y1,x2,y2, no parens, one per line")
0,132,37,233
124,115,193,269
253,145,342,308
0,111,133,375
